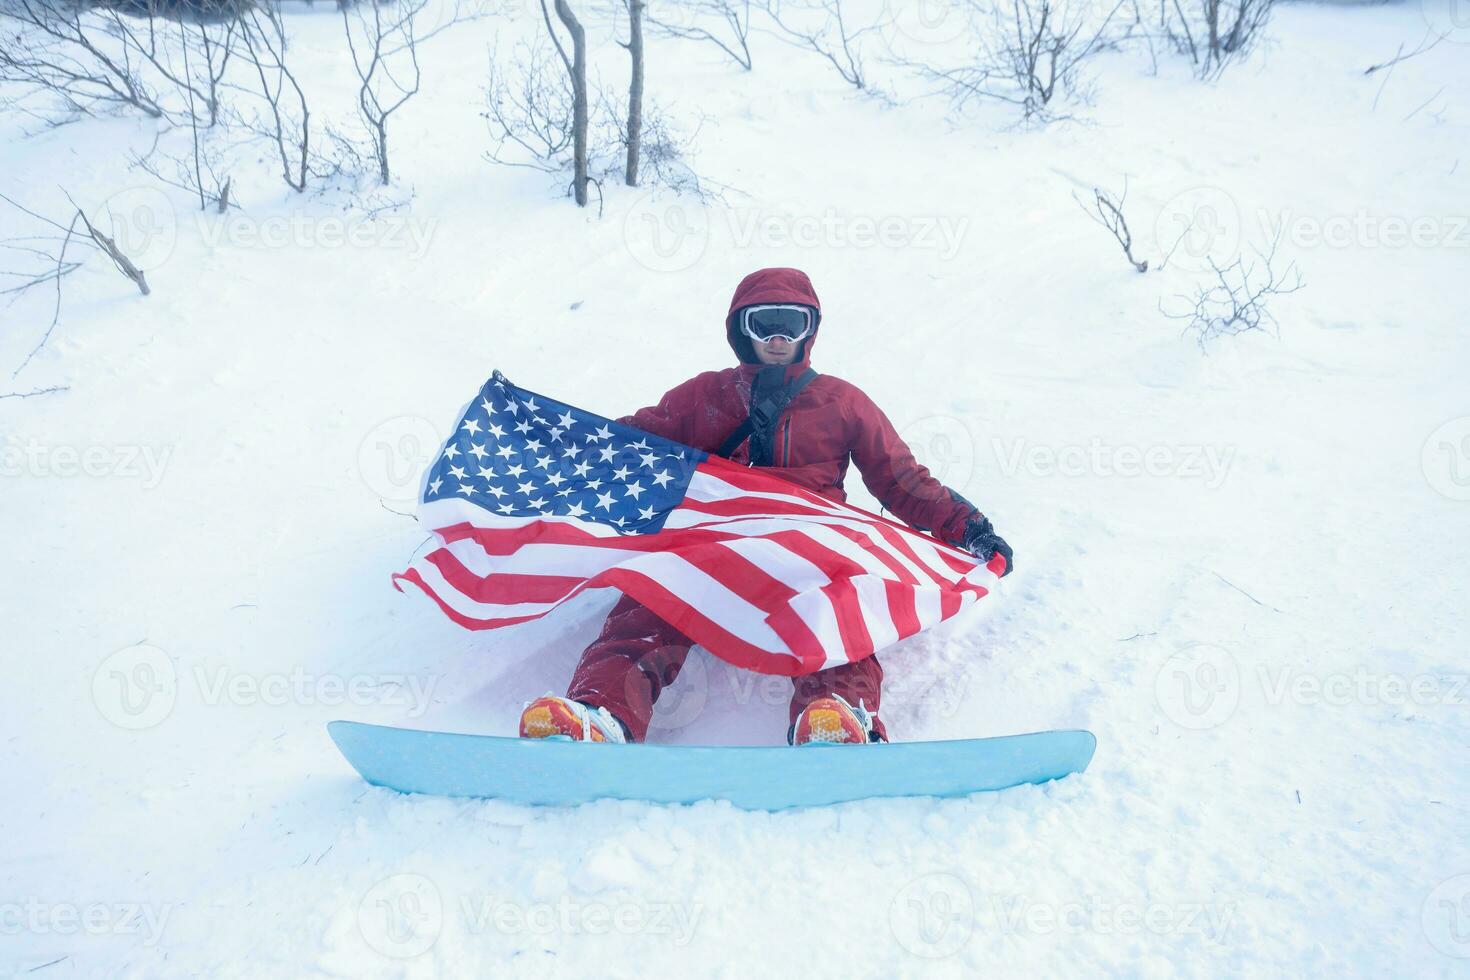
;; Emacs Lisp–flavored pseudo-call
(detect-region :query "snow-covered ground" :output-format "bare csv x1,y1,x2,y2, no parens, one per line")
3,0,1469,974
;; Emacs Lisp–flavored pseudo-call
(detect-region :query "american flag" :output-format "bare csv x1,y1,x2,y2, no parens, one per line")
394,371,1004,676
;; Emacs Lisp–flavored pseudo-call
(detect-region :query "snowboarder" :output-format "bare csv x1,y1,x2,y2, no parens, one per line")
519,267,1012,746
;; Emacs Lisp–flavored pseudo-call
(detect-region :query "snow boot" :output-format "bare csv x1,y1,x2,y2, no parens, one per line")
791,694,879,745
519,694,629,743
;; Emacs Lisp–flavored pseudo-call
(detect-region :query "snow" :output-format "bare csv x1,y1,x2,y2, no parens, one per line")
3,0,1469,975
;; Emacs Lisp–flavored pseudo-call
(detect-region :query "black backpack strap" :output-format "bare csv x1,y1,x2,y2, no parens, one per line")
717,366,818,463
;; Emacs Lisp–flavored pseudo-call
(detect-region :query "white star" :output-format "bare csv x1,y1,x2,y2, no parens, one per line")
586,478,603,491
651,470,673,488
624,481,645,500
449,464,467,480
495,444,516,460
498,502,515,514
595,491,616,511
479,397,495,416
639,452,658,469
545,472,566,487
522,396,540,413
565,501,587,518
428,477,443,494
598,446,618,462
506,463,526,478
612,515,628,528
469,443,489,460
528,496,547,509
525,438,543,452
535,455,553,470
549,427,565,443
594,424,613,441
488,423,506,439
477,465,497,480
516,480,535,495
506,400,520,415
572,461,592,478
612,465,632,481
461,418,482,436
443,444,460,460
555,486,575,497
514,419,533,434
457,482,475,495
637,505,656,521
557,411,576,428
563,444,582,459
486,484,507,498
630,438,650,451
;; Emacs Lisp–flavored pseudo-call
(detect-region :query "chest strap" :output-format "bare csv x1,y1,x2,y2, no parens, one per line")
716,366,818,465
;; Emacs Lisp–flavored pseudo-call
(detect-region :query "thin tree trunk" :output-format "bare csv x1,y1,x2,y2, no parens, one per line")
625,0,644,187
553,0,588,206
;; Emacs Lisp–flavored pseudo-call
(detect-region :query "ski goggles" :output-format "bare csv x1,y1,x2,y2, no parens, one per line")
739,304,814,344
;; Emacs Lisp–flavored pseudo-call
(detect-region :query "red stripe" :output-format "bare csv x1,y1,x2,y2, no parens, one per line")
822,576,874,661
423,552,583,604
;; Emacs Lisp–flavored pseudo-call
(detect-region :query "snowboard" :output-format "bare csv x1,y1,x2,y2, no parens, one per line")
328,720,1096,811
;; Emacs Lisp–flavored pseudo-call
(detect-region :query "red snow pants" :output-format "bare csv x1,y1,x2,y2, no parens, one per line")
568,594,888,742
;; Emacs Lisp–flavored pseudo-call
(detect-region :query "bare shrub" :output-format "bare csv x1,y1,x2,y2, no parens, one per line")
483,37,575,171
0,0,170,119
1162,0,1272,79
236,3,311,192
1163,233,1304,347
900,0,1124,122
341,0,428,186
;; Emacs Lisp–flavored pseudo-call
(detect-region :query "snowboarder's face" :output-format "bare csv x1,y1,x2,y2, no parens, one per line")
752,336,799,365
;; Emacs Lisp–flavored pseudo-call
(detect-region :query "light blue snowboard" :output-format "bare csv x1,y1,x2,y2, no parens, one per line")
328,721,1096,811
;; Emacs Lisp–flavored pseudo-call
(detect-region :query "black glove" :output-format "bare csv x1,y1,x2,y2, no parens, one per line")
962,513,1013,577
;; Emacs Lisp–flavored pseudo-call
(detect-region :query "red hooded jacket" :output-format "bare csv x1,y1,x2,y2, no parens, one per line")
619,267,977,547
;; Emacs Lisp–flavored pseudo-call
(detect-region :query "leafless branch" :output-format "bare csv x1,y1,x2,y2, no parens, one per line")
1162,232,1304,348
1074,180,1148,273
647,0,752,70
764,0,876,90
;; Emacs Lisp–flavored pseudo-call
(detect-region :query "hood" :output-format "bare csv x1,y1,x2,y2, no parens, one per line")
725,267,823,369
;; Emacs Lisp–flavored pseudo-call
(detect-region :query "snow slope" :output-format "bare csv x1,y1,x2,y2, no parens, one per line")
3,0,1468,975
